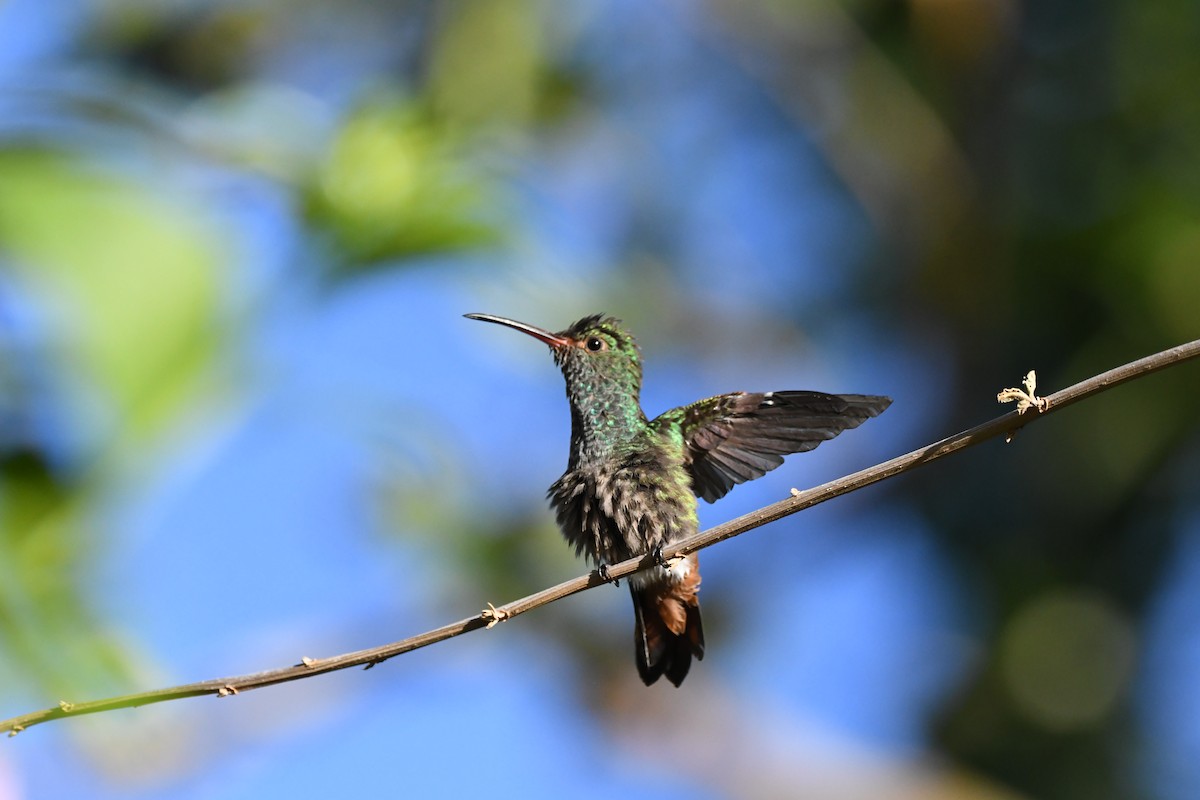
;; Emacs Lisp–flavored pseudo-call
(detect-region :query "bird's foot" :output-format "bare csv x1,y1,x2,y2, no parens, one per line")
652,544,685,571
596,563,619,587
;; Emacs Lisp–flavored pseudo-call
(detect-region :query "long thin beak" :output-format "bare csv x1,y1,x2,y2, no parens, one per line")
464,313,571,348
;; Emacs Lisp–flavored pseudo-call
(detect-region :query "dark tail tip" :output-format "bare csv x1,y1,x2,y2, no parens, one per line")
632,589,705,687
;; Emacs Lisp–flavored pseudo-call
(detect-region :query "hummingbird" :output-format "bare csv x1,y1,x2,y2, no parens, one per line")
466,313,891,686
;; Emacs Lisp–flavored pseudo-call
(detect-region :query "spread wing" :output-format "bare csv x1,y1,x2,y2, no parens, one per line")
657,391,891,503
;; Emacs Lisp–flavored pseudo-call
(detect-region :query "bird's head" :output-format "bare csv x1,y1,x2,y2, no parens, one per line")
465,312,644,407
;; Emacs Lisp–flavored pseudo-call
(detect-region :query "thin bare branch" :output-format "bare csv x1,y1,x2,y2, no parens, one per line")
4,338,1199,737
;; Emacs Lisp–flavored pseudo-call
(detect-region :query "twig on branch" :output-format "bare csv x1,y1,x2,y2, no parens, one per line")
4,338,1199,737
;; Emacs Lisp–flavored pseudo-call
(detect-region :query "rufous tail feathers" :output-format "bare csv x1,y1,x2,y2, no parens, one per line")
631,556,704,687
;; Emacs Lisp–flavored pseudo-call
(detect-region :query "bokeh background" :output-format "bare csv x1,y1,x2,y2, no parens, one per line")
1,0,1199,798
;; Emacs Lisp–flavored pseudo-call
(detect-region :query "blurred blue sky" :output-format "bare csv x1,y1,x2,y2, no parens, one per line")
2,1,1197,799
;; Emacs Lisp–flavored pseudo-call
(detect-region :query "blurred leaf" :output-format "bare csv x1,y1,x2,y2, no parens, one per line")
306,98,501,267
0,148,224,443
428,0,542,127
0,147,227,699
0,448,136,699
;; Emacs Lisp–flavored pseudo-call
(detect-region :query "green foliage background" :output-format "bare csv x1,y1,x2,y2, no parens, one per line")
1,1,1198,798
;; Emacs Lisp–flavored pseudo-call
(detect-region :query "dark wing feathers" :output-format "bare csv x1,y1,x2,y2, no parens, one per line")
664,391,891,503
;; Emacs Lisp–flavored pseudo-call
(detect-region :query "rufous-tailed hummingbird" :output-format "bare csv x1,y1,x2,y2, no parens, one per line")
466,313,890,687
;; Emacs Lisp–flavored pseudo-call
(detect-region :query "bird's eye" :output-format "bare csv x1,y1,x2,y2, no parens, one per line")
586,336,606,352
